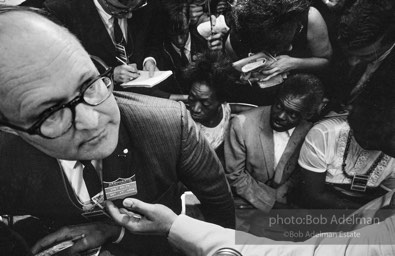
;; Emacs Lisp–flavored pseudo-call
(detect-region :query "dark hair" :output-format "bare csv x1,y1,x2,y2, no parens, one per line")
163,0,189,34
183,51,239,103
349,78,395,148
338,0,395,50
229,0,310,54
278,73,324,115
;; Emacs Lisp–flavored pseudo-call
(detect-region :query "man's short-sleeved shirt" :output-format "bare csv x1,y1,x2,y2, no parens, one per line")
298,117,395,189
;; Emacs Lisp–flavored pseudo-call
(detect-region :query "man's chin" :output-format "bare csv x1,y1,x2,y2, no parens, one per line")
80,129,119,160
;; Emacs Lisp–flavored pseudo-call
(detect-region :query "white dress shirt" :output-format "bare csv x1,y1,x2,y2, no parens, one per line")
58,159,102,204
273,128,295,169
93,0,155,66
58,159,126,243
94,0,128,44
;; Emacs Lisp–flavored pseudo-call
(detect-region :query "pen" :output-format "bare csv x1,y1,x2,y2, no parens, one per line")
92,197,105,210
34,234,86,256
116,56,128,66
71,234,86,242
207,0,213,35
115,57,140,77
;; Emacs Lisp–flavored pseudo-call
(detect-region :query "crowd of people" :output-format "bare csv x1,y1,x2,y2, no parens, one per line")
0,0,394,255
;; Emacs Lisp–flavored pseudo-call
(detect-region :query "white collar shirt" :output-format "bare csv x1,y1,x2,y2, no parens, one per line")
58,159,102,205
273,128,295,169
93,0,128,44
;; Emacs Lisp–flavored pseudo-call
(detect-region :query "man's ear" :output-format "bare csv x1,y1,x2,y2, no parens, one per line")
317,97,330,115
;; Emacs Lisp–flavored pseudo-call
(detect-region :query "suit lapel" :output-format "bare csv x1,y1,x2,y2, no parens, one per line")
84,0,116,61
259,107,275,179
273,121,312,184
126,18,135,60
102,121,134,180
164,41,183,69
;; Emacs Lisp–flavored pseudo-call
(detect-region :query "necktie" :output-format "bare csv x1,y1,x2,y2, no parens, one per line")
180,47,189,67
113,18,128,64
80,160,102,198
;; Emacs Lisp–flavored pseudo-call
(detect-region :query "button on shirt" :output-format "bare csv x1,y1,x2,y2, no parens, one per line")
273,128,295,169
59,159,102,205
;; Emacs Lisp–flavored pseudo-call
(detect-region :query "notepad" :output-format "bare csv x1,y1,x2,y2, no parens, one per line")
121,70,173,88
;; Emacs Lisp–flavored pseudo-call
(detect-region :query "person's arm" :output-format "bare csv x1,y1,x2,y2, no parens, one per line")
177,103,235,228
297,125,362,209
106,198,317,256
300,168,362,209
260,7,332,79
224,116,277,212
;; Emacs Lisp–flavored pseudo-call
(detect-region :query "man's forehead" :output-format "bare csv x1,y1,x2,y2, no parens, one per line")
191,83,214,97
277,95,306,113
0,10,94,121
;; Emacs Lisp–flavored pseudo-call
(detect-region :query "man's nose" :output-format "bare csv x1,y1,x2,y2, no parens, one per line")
74,103,100,130
177,36,183,45
191,102,202,113
277,111,287,120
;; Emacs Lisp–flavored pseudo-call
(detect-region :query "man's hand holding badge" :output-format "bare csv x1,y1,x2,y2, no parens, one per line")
233,52,287,88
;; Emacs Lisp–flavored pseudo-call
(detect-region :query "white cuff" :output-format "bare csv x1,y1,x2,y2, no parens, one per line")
143,57,156,68
113,226,125,244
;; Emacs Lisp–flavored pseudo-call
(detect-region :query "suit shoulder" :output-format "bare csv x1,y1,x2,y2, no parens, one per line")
231,106,267,131
44,0,76,10
115,91,182,110
115,91,185,125
233,106,267,122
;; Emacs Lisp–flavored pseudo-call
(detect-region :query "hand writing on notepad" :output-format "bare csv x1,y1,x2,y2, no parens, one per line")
113,63,140,83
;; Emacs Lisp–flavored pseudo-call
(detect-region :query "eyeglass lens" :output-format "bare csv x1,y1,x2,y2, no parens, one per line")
39,76,112,138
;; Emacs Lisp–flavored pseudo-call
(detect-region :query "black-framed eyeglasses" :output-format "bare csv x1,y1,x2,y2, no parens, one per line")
102,0,148,16
0,68,114,139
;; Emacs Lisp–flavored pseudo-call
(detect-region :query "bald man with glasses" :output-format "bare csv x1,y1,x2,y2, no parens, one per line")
0,6,234,256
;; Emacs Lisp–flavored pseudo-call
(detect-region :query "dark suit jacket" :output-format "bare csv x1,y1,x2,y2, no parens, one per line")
328,39,395,105
225,106,312,212
43,0,163,70
158,30,208,94
0,92,235,255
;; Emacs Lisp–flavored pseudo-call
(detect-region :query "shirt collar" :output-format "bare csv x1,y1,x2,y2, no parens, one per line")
171,32,191,54
94,0,113,23
58,159,79,169
273,127,295,137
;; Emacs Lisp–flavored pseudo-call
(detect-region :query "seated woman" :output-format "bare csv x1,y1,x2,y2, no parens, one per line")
184,51,238,151
298,116,395,209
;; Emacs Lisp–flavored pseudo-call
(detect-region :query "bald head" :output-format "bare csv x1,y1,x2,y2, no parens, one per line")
0,7,120,160
0,9,90,122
